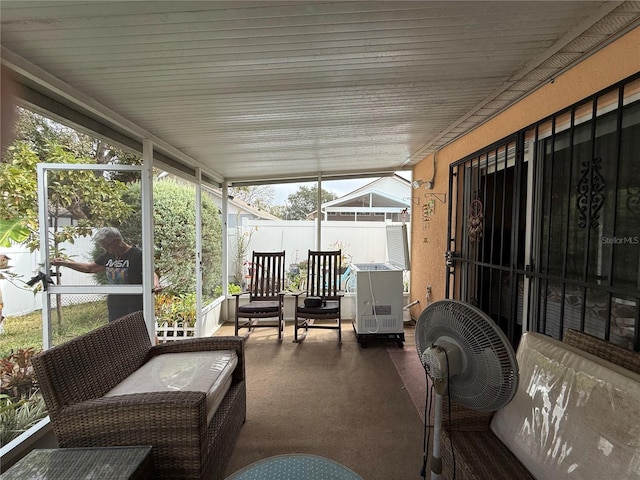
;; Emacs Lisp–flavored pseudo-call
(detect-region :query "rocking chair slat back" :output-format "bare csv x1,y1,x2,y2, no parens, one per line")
249,251,285,300
307,250,342,299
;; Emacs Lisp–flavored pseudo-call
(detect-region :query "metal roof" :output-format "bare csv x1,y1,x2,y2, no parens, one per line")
2,1,639,185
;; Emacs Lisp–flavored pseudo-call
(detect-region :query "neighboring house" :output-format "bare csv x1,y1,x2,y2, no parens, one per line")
156,173,279,226
308,175,411,222
206,189,280,227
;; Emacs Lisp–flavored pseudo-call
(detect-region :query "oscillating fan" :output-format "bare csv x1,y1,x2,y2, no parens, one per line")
415,300,519,480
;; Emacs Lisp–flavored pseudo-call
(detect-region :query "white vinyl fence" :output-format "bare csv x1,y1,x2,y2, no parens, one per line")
0,236,98,317
1,220,410,318
230,219,409,280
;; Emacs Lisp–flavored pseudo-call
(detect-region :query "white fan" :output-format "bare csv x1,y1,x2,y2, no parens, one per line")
415,300,519,479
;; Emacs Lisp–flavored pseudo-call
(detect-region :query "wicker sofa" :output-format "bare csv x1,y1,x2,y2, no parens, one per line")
440,329,640,480
32,311,246,480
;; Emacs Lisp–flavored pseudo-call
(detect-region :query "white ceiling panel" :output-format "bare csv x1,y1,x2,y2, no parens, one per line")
1,1,639,184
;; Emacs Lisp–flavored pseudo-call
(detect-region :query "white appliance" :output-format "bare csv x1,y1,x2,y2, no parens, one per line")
351,225,409,347
352,262,404,335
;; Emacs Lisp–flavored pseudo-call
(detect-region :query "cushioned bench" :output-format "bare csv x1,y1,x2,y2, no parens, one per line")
105,350,239,424
440,330,640,480
32,311,246,480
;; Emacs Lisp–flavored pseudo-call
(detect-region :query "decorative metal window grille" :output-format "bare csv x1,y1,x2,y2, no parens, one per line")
448,73,640,352
576,156,605,229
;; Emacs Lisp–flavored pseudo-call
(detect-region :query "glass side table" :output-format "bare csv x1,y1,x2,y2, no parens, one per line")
225,454,363,480
0,446,153,480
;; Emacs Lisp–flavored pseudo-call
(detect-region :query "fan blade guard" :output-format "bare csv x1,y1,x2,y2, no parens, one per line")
415,300,519,412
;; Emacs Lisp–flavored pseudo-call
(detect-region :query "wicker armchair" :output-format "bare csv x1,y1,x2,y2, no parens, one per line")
32,311,246,480
439,329,640,480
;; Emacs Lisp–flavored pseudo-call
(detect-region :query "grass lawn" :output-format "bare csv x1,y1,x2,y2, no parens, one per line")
0,302,109,358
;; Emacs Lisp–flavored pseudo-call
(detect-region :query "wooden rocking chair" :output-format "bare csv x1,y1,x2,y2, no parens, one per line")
292,249,343,344
234,251,286,341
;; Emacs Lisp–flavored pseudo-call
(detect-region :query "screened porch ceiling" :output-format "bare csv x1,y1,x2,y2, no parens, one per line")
1,1,639,186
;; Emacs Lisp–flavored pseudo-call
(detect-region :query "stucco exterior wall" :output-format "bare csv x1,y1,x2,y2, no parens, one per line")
409,26,640,320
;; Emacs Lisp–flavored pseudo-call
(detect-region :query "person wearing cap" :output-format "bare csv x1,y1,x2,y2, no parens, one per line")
0,254,10,333
52,228,160,322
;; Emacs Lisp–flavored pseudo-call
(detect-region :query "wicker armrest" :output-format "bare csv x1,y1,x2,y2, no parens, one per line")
55,391,207,447
149,336,244,354
441,400,493,431
563,329,640,374
441,430,535,480
64,391,207,418
148,336,245,382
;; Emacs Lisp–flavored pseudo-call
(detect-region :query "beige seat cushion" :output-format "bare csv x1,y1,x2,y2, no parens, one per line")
105,350,238,423
491,332,640,480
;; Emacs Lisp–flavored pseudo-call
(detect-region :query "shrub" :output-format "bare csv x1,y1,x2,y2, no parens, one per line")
120,179,223,298
0,392,47,445
286,260,308,291
213,283,242,297
0,348,48,445
155,292,197,327
1,348,40,400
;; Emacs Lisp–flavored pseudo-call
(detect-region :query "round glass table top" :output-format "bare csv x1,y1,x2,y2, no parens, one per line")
225,454,364,480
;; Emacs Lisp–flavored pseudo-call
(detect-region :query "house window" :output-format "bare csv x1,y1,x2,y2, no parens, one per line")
533,77,640,349
449,73,640,351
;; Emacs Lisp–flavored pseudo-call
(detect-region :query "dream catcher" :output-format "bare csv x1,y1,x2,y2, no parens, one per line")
468,198,483,242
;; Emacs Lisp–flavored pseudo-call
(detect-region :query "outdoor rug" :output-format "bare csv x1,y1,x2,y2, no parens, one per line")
218,322,427,480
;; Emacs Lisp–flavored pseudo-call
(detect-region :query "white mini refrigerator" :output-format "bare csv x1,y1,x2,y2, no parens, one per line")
351,225,409,347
